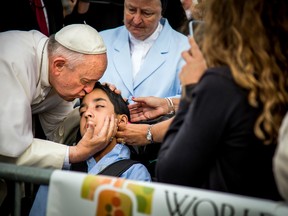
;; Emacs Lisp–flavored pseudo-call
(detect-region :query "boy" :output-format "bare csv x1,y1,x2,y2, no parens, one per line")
30,82,151,215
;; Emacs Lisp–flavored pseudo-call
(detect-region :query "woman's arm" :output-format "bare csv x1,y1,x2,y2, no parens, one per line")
116,118,174,145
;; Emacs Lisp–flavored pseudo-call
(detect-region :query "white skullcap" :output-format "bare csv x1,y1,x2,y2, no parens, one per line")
55,24,106,54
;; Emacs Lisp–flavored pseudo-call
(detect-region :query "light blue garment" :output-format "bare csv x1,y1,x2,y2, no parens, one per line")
99,18,190,99
87,144,151,181
30,144,151,216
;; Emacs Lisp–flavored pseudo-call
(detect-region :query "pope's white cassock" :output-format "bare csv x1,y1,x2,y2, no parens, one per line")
0,30,78,168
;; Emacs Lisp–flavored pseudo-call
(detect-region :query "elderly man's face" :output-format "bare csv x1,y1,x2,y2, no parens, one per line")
50,53,107,102
124,0,162,41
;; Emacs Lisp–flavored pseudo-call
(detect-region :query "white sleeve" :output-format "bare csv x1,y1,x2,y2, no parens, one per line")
0,63,34,157
0,58,70,168
0,138,67,169
274,112,288,201
63,147,71,170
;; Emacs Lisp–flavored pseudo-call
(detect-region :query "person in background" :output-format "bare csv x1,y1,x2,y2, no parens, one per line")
156,0,288,201
179,0,206,35
98,0,189,101
181,0,192,19
99,0,189,141
64,0,188,34
163,0,188,34
0,0,64,35
116,36,206,146
97,0,190,173
61,0,91,21
61,0,78,17
30,82,151,216
115,36,205,181
190,0,206,20
64,0,125,31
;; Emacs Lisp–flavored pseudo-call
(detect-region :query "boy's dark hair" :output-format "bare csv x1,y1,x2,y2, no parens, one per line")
80,82,130,121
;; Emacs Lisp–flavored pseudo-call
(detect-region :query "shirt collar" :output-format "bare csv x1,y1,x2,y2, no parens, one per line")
87,144,131,174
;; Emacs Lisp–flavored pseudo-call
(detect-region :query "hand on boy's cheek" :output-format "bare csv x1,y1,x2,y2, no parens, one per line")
82,121,100,137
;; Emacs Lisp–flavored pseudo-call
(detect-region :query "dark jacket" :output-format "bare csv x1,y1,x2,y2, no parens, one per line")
156,66,282,201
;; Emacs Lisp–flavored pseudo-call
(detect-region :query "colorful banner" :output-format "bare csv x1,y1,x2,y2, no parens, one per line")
47,170,288,216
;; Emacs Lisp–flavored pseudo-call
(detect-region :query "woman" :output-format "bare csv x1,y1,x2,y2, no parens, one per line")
156,0,288,201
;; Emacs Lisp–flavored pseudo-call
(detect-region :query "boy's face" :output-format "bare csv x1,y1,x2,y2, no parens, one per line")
79,88,115,137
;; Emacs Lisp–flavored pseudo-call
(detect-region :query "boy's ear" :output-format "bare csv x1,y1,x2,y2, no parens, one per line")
117,114,128,126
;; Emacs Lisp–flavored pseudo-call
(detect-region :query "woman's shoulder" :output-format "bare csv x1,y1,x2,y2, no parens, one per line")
204,66,233,79
195,66,245,97
198,66,233,87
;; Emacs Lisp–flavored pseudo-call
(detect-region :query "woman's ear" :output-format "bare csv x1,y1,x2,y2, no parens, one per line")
117,114,128,126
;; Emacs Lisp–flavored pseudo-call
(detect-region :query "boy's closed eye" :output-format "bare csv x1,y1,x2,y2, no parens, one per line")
95,104,105,109
79,104,107,117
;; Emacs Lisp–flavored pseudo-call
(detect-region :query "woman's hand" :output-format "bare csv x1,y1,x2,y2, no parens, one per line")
116,123,150,146
116,118,173,145
128,96,168,122
101,82,122,95
179,37,207,86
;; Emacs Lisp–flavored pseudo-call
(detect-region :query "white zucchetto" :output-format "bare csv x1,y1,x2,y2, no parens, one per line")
55,24,106,55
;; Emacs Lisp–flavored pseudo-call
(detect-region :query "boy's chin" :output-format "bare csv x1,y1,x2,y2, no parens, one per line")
82,126,99,136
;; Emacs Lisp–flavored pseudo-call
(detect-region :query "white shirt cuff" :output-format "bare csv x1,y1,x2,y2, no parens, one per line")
62,146,71,170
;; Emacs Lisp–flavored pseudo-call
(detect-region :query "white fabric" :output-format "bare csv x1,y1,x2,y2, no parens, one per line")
274,112,288,201
185,9,192,19
130,43,144,79
55,24,106,54
129,23,163,79
47,170,288,216
0,139,66,168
